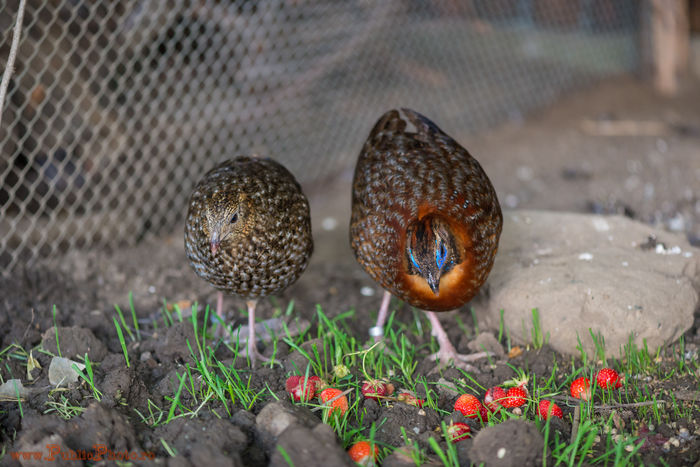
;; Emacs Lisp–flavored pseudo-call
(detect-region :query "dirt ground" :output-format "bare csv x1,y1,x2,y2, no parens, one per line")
1,75,699,465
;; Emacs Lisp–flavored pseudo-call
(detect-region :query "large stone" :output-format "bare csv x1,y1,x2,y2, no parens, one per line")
473,210,699,357
470,420,545,467
269,423,354,467
255,401,320,451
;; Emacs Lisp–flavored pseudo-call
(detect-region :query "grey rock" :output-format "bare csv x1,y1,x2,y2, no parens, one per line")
0,379,30,398
435,378,461,398
269,422,353,467
155,417,246,467
473,210,699,356
48,357,85,386
470,419,544,467
255,400,320,450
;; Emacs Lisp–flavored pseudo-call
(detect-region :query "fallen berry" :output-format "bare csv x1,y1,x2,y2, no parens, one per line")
397,392,424,408
285,375,316,402
538,400,563,420
347,440,378,466
320,388,349,416
501,386,528,408
333,364,350,378
570,377,592,401
361,379,393,401
444,422,471,442
308,375,328,392
596,368,622,389
285,375,301,392
454,394,488,421
484,386,507,412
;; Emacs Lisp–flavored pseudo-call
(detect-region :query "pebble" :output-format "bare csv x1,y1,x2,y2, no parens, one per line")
321,217,338,231
504,194,519,208
360,286,375,297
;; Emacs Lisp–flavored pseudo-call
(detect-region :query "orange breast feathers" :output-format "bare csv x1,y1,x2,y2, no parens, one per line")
395,205,479,311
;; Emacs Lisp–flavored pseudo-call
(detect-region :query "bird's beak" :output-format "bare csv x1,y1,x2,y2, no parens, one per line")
210,231,220,257
427,273,440,296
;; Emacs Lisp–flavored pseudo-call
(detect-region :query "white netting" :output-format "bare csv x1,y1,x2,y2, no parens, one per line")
1,0,639,271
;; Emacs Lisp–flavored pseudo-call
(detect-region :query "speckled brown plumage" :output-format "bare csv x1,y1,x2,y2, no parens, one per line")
350,108,502,367
185,156,313,362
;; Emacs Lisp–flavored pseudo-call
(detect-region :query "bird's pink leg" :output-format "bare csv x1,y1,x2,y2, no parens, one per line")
425,311,490,371
214,291,227,337
245,300,270,365
369,290,392,341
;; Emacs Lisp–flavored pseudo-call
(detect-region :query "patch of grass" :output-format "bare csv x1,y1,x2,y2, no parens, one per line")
51,305,61,358
113,317,130,368
3,293,692,465
44,392,86,419
73,353,102,401
530,308,548,349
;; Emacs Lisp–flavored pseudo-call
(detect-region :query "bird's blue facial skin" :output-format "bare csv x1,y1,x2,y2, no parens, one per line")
435,239,447,270
409,248,422,273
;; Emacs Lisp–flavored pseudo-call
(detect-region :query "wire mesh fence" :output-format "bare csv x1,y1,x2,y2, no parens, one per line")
1,0,640,272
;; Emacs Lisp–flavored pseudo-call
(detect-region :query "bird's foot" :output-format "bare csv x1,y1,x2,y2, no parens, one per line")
245,345,276,367
244,340,283,368
428,347,491,373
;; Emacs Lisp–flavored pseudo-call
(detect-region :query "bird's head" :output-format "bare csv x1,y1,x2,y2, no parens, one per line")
405,214,459,296
203,191,252,257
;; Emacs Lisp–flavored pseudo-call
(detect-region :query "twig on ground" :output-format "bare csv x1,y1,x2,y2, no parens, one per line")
593,400,666,410
570,405,580,445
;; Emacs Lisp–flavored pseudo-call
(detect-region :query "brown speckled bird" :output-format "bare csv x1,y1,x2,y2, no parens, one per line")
185,156,313,363
350,108,502,368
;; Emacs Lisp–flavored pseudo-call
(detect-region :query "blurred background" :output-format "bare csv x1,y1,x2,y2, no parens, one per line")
1,0,699,273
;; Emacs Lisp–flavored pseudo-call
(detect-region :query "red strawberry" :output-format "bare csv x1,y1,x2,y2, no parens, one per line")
320,388,349,416
454,394,488,421
538,400,563,420
285,375,302,392
501,386,528,408
347,441,378,466
397,392,424,408
484,386,507,412
285,375,316,402
361,379,394,401
570,377,592,400
445,422,471,443
596,368,622,389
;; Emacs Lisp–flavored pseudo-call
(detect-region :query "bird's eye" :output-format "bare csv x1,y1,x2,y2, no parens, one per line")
230,212,238,224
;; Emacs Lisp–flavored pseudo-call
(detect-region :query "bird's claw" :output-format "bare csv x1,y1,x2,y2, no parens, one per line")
245,345,282,368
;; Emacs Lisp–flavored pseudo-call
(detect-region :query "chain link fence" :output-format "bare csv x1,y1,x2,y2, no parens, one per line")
1,0,640,272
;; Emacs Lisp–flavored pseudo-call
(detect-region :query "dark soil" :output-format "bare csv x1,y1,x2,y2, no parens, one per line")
1,76,700,466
